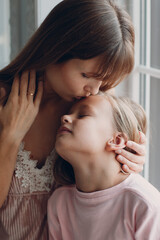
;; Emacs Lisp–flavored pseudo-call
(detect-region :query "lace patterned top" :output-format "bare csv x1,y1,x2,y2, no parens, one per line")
0,142,55,240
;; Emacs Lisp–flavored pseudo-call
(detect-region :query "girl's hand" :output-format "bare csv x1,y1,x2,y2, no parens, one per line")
0,70,43,144
115,132,146,174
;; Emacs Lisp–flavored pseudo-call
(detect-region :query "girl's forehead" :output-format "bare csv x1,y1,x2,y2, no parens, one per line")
70,95,111,113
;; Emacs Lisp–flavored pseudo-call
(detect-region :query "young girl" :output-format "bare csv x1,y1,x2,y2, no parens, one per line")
0,0,146,239
48,94,160,240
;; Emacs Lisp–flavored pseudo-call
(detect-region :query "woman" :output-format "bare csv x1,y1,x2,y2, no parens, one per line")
0,0,145,239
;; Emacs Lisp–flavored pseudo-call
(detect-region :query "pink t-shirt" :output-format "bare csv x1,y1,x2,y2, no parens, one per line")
48,174,160,240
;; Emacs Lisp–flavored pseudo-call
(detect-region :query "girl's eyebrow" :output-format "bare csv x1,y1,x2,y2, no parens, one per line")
79,104,94,112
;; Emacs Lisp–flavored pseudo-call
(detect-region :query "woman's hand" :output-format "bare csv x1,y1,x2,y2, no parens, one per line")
0,70,43,144
115,132,146,174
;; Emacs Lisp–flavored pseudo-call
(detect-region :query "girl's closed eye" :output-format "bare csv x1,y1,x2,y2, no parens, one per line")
78,112,90,118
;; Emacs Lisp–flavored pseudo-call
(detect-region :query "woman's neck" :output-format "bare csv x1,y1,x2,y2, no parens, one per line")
41,86,61,106
39,71,61,105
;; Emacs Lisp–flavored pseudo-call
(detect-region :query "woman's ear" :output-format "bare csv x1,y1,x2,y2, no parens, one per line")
105,132,128,151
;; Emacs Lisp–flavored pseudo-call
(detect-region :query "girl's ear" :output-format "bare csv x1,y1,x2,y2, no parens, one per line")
105,132,128,151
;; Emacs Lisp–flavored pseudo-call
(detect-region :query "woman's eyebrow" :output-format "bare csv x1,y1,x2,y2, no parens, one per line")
85,72,103,81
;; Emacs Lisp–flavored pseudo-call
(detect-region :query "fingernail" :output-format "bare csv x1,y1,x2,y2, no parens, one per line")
140,132,145,140
118,156,123,160
115,150,121,154
127,141,132,147
123,165,128,170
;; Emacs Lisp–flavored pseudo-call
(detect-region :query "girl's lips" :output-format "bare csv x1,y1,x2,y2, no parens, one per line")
57,126,72,134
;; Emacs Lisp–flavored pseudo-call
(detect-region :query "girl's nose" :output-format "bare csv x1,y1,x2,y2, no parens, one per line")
61,114,72,124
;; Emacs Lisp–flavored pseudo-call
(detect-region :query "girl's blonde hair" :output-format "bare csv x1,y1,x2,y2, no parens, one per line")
106,94,147,148
53,94,147,186
0,0,134,95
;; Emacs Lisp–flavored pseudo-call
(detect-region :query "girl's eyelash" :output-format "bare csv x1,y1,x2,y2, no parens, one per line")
78,114,89,118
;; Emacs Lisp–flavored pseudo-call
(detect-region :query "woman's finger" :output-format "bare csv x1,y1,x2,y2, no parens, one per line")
0,87,7,107
126,141,146,156
27,70,36,101
139,131,146,144
115,148,144,164
19,71,29,99
121,164,141,174
34,80,43,107
7,75,19,101
0,87,6,99
116,155,143,173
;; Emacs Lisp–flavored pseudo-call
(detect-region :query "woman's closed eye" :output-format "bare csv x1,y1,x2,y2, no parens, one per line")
81,73,90,79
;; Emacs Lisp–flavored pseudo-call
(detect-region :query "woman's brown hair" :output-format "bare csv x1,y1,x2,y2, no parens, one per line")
0,0,134,92
53,94,147,187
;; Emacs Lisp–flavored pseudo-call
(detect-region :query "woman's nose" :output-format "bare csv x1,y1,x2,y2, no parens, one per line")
84,81,101,96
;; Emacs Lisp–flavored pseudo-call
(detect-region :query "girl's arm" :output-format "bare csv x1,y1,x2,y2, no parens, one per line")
115,132,146,173
0,71,43,207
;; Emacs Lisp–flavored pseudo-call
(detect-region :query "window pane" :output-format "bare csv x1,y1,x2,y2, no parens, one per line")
37,0,62,26
151,0,160,69
0,0,10,68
